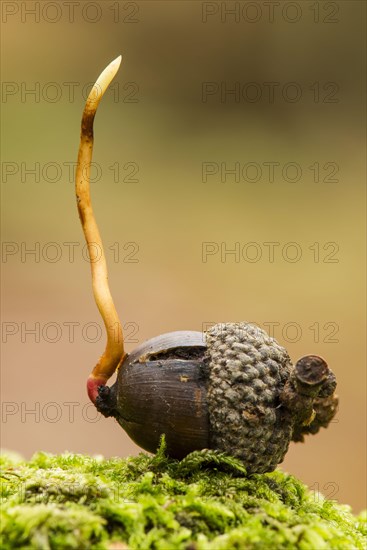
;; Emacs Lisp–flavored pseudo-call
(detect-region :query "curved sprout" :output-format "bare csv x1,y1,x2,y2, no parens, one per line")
75,56,125,404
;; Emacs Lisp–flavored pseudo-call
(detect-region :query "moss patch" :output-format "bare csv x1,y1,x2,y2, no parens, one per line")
1,439,366,549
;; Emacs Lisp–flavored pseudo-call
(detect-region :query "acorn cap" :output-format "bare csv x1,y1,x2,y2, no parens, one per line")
205,322,294,473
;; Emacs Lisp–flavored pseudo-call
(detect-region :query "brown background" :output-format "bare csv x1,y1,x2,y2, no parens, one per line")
1,1,366,512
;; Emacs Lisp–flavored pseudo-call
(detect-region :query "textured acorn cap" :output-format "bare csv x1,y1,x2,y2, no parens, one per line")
205,322,294,473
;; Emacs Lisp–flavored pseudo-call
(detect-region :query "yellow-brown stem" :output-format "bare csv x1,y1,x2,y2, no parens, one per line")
75,56,126,403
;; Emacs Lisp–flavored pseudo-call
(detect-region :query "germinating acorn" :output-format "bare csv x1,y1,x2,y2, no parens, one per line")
75,57,338,473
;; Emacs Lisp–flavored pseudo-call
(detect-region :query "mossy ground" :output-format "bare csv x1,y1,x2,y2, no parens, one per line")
1,439,366,549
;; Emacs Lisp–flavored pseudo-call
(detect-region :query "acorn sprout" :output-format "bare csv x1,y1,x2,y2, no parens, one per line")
75,57,338,473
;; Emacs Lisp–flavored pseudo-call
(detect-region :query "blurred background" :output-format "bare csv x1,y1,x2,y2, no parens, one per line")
1,1,365,512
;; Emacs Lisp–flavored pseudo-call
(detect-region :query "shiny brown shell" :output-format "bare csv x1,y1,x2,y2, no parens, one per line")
96,331,210,458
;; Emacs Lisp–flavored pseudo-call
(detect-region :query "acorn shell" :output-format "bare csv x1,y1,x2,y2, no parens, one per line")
113,331,209,459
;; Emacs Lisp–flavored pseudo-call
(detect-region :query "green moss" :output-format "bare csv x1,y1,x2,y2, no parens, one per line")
1,439,365,549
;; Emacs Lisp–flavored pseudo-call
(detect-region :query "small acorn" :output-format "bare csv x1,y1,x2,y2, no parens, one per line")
75,58,338,474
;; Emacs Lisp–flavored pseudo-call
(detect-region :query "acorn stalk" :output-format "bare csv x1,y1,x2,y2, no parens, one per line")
75,56,125,403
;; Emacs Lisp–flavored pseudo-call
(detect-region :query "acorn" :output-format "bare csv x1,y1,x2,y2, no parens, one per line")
95,323,338,473
75,57,338,474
